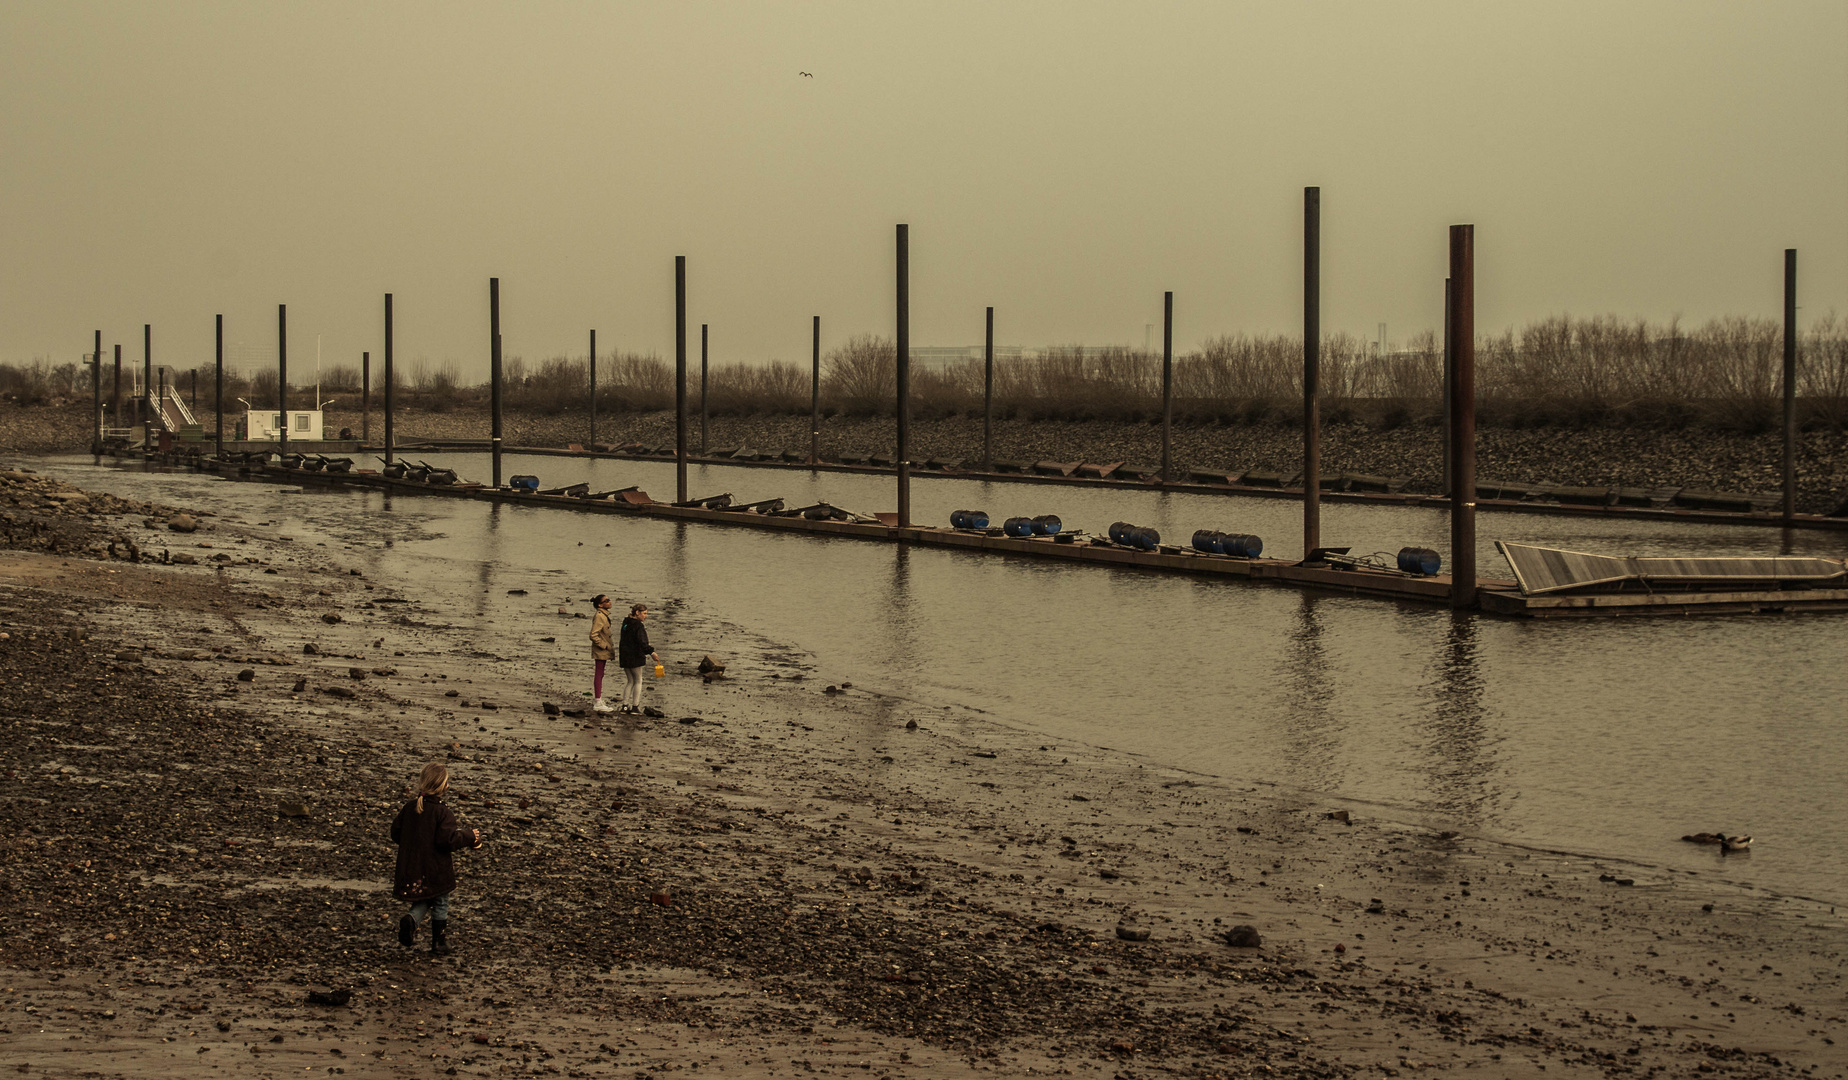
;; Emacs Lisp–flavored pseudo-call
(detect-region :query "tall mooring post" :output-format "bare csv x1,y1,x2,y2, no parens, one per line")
112,345,121,429
674,256,688,504
142,325,152,431
277,306,288,456
1161,291,1174,483
699,324,709,455
490,278,503,488
214,317,224,458
810,316,821,466
361,351,370,445
90,330,102,453
983,307,995,471
1302,187,1321,558
895,224,911,529
1447,225,1477,610
383,294,396,464
1783,248,1798,523
588,329,597,452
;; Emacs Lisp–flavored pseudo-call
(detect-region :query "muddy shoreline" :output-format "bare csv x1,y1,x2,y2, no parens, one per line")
1,465,1845,1078
9,401,1847,513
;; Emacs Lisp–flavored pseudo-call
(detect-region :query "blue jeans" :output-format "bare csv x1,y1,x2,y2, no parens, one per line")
408,893,450,924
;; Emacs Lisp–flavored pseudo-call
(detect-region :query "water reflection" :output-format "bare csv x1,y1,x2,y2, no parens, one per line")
1413,611,1499,825
1274,593,1344,791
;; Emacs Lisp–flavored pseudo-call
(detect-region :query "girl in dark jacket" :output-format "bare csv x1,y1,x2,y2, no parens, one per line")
617,603,661,714
391,762,480,956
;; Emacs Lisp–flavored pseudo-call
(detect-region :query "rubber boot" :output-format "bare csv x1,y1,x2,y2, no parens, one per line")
430,920,452,957
397,914,416,947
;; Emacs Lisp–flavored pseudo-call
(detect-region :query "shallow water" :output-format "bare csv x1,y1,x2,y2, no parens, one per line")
32,452,1848,906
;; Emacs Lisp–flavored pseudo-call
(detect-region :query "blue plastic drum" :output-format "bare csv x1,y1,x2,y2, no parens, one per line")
1002,516,1036,537
1031,514,1062,536
1397,546,1441,575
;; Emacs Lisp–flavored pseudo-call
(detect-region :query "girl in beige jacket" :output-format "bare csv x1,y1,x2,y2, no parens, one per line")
589,593,616,713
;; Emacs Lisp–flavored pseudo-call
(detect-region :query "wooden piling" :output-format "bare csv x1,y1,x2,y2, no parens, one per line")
984,307,994,472
810,315,821,466
1302,188,1320,558
675,256,687,504
90,331,101,453
896,224,910,529
383,293,395,465
1161,291,1174,483
277,307,287,456
1448,225,1477,609
1783,248,1798,523
361,351,370,445
490,278,502,488
700,324,709,455
215,317,224,458
589,329,597,453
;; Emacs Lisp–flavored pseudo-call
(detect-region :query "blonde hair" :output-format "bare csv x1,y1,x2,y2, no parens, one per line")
414,762,449,813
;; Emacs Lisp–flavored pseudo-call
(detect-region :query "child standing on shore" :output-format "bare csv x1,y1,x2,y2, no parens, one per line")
589,593,616,714
617,602,662,715
391,762,481,957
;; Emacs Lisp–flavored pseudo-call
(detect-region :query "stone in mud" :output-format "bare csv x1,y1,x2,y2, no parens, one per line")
1223,925,1262,948
170,551,197,565
305,989,351,1007
279,801,309,818
371,667,396,676
236,669,255,682
1115,924,1150,941
905,719,918,729
698,655,726,674
322,685,357,699
642,706,665,718
291,678,307,692
542,702,560,716
302,643,320,655
445,689,458,697
167,514,197,533
321,613,341,624
348,668,367,680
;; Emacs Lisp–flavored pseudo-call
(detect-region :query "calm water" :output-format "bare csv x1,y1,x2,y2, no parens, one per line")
31,453,1848,905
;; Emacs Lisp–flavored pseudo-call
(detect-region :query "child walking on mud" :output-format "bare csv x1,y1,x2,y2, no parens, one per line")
391,762,481,956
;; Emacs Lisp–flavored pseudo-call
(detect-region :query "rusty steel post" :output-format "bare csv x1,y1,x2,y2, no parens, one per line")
1783,248,1798,522
1448,225,1477,610
1302,188,1321,558
383,294,395,464
215,318,224,457
142,324,152,430
700,323,709,455
983,306,994,471
810,315,821,466
490,278,503,488
277,306,288,455
1161,291,1174,483
896,224,910,530
589,329,597,452
675,256,688,504
112,344,121,429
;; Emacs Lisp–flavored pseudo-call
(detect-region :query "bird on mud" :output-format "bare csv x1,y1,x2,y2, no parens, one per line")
1720,834,1753,854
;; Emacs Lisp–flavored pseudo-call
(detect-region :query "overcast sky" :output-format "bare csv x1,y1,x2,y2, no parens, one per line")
3,1,1844,379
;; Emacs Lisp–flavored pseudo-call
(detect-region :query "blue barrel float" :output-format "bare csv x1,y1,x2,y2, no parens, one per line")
1031,514,1062,536
1002,516,1036,537
1397,546,1442,575
1191,530,1263,557
509,474,540,492
949,509,990,530
1110,521,1161,551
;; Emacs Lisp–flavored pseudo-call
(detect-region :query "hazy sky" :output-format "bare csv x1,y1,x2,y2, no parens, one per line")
3,1,1844,380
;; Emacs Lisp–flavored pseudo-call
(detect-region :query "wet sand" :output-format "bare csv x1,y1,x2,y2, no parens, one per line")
0,472,1844,1078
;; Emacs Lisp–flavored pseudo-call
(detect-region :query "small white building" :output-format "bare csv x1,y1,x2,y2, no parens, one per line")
246,409,324,441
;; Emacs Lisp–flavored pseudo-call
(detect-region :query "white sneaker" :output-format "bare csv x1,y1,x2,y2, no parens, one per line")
593,697,615,714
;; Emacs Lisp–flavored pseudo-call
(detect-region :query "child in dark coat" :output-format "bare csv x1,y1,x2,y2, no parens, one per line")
391,762,480,956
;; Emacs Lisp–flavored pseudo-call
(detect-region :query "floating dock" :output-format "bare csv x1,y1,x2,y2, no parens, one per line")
168,454,1848,619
